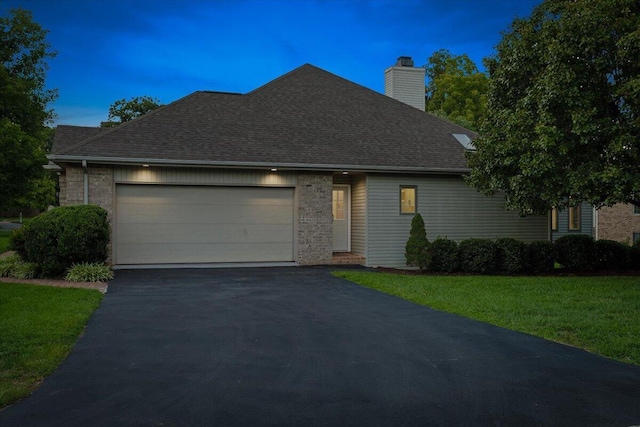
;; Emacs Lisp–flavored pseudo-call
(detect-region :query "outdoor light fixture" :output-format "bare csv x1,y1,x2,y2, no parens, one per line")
342,171,349,175
142,164,150,168
270,168,278,172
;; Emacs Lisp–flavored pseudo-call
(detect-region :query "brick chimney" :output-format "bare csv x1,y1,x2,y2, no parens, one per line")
384,56,425,110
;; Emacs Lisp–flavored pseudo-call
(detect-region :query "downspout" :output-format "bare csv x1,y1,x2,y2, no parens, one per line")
593,206,598,240
82,160,88,205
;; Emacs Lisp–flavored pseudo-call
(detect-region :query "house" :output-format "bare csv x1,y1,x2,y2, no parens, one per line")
551,202,594,241
597,203,640,244
48,60,548,268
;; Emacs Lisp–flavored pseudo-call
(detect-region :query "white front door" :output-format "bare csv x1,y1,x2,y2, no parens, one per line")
332,185,350,252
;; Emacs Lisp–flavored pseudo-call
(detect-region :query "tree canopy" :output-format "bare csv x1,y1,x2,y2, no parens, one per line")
0,8,57,211
424,49,488,131
100,96,162,128
467,0,640,215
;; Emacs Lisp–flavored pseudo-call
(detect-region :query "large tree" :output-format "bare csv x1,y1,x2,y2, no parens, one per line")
0,8,57,211
100,96,162,128
425,49,488,131
467,0,640,215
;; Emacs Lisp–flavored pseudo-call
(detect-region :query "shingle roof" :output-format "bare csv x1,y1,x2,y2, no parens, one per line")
50,64,475,172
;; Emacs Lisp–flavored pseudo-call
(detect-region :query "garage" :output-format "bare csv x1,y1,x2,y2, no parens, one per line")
115,185,294,265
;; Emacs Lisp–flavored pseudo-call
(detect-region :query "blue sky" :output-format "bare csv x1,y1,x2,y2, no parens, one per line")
1,0,540,126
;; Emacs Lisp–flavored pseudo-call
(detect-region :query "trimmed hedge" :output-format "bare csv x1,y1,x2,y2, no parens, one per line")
17,205,110,278
527,240,555,273
595,239,632,270
458,238,499,274
495,238,528,274
430,237,458,273
554,235,598,270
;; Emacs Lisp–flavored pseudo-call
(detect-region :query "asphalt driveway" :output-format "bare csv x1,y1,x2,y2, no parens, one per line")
1,267,639,426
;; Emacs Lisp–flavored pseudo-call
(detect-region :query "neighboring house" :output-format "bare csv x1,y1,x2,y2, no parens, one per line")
551,202,594,242
48,60,548,268
597,203,640,244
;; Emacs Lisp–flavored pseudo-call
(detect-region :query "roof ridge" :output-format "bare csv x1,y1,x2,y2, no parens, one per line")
57,91,203,155
246,63,316,96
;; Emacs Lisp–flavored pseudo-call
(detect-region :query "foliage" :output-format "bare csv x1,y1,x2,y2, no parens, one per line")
0,230,11,253
0,282,102,407
495,237,528,274
467,0,640,215
0,253,36,279
595,240,632,271
65,262,113,283
18,205,110,278
526,240,556,273
100,95,162,127
457,238,499,274
424,49,488,131
405,213,431,271
334,271,640,366
429,237,459,273
8,226,25,254
554,235,598,270
0,8,57,211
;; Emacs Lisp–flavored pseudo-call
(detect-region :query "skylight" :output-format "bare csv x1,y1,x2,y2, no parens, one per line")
452,133,475,150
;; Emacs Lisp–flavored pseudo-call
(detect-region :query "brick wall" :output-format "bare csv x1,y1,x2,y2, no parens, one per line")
598,203,640,243
296,173,333,264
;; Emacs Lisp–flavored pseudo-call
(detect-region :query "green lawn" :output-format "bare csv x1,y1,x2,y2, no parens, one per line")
334,271,640,366
0,230,11,253
0,283,103,407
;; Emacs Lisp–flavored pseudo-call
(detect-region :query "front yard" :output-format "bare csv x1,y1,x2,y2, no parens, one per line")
334,272,640,366
0,283,103,408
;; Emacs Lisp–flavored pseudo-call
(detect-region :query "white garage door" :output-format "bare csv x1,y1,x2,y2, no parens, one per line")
115,185,294,264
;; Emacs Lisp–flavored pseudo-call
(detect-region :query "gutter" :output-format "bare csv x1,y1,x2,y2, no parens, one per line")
47,154,471,175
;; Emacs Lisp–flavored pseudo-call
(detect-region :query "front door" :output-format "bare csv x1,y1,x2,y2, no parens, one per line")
332,185,350,252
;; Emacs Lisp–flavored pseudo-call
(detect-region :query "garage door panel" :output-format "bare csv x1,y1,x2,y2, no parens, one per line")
117,223,293,244
118,243,293,264
117,203,293,225
115,185,295,264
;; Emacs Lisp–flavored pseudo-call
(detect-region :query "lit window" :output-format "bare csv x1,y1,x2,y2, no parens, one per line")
400,186,416,214
551,208,558,231
569,205,581,230
633,204,640,215
332,189,345,220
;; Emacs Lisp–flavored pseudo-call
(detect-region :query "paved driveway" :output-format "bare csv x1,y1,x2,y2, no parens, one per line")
1,267,639,426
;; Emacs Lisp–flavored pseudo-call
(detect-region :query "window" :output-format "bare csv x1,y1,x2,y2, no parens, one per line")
569,205,581,230
634,232,640,244
400,186,416,214
551,208,558,231
633,204,640,215
332,189,345,220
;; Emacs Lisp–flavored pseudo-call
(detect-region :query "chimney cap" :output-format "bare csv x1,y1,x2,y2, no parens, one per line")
396,56,414,67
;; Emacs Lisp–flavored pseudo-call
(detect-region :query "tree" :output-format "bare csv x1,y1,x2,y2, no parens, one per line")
0,8,57,211
100,96,162,127
405,213,431,271
425,49,488,131
467,0,640,215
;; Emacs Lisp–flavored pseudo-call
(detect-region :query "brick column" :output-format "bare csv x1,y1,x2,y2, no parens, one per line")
296,173,333,264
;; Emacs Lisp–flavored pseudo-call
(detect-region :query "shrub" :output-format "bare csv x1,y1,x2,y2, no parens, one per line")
429,237,458,272
527,241,555,274
8,226,25,254
405,213,431,271
554,235,598,270
20,205,110,278
0,254,37,279
457,238,499,274
595,240,632,270
65,262,114,282
495,238,528,274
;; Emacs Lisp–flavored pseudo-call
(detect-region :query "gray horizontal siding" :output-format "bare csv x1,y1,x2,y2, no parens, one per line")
384,66,425,110
366,174,549,267
114,166,297,186
552,202,593,241
351,175,366,257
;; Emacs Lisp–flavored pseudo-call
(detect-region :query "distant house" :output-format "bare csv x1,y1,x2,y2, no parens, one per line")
551,202,594,241
48,59,547,268
597,203,640,244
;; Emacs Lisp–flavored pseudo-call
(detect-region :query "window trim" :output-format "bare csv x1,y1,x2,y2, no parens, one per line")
633,204,640,215
568,205,581,231
551,208,558,231
400,185,417,215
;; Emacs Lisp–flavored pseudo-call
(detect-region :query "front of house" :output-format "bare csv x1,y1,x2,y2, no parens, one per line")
49,61,548,268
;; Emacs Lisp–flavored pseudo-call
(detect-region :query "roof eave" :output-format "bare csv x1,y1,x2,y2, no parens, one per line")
47,154,470,175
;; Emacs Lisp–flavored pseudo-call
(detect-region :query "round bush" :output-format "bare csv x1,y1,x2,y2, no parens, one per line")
20,205,110,278
457,238,499,274
430,237,459,273
527,240,555,274
554,234,597,270
405,213,431,271
595,240,632,270
495,238,528,274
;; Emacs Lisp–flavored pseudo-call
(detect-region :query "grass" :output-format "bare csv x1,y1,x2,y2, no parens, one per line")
0,283,103,408
0,230,11,253
334,271,640,366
